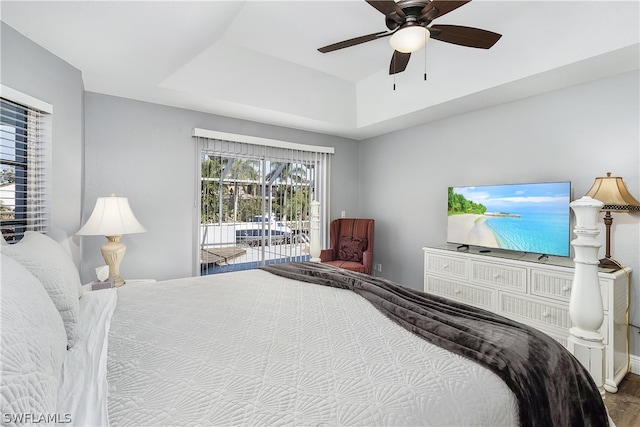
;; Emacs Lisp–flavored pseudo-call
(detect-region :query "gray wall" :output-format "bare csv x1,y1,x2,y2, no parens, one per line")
82,93,360,282
358,70,640,358
0,23,85,259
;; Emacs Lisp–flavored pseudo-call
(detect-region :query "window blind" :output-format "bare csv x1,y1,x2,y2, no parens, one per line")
194,129,333,275
0,89,52,243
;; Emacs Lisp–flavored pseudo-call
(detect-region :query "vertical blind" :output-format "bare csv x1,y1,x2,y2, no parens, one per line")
0,92,51,243
194,129,333,275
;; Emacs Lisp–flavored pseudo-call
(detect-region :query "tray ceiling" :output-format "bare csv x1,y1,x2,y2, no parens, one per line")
2,1,638,140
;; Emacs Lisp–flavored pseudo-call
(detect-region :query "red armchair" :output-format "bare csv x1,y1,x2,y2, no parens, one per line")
320,218,374,275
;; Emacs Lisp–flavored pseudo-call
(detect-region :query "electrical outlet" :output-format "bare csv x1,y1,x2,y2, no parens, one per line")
376,263,382,272
341,210,346,218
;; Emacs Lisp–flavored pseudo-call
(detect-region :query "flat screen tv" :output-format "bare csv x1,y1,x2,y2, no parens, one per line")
447,181,572,257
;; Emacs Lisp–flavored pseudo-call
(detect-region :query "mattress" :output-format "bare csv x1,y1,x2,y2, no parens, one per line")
105,269,518,426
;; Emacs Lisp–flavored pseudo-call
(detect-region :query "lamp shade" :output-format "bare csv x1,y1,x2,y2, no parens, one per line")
584,173,640,212
389,25,430,53
77,193,146,236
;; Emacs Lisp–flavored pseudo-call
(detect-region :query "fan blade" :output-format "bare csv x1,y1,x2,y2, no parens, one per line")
366,0,405,18
318,31,391,53
430,24,501,49
420,1,470,21
389,51,411,75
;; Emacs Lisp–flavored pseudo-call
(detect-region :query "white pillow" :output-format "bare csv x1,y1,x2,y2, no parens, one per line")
0,254,68,422
1,232,83,348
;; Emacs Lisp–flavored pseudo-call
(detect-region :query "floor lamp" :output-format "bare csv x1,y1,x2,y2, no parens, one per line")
584,172,640,269
77,193,146,286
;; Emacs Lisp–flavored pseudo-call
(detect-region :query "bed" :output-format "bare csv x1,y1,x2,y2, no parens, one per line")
1,231,610,426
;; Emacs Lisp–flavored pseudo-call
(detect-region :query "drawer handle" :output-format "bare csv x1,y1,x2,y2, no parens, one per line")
493,273,501,279
443,263,450,270
542,311,551,318
562,285,571,292
454,289,461,295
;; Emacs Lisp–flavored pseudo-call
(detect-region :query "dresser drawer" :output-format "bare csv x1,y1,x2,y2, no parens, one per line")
425,253,468,280
499,292,571,330
530,269,574,301
471,261,527,293
425,276,495,311
498,292,609,344
530,269,609,308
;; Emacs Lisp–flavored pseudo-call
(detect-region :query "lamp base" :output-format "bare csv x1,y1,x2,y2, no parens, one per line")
101,235,127,287
598,257,620,270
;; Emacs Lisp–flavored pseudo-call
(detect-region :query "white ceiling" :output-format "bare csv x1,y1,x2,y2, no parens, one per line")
2,0,639,140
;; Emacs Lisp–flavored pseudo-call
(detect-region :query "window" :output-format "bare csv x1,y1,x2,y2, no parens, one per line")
194,129,333,275
0,87,52,243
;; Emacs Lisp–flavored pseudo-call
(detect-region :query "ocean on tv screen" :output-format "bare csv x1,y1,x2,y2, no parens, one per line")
447,182,571,257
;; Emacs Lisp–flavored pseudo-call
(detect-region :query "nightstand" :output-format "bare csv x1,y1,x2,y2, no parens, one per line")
83,278,156,291
124,279,156,285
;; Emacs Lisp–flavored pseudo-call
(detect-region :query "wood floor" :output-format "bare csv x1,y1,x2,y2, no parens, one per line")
605,373,640,427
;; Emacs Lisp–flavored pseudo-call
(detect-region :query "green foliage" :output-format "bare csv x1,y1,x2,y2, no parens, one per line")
448,187,487,215
283,188,310,221
201,158,225,223
0,167,15,185
200,156,313,224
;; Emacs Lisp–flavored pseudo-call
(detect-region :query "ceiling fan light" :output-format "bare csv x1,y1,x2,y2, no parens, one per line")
389,26,430,53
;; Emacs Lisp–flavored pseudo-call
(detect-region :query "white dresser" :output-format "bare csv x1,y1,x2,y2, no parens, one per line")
422,245,631,392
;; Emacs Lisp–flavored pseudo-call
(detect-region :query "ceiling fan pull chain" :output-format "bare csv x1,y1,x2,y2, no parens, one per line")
393,58,397,90
424,33,428,81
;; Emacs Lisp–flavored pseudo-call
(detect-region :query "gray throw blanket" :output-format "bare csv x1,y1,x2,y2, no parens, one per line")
260,262,608,427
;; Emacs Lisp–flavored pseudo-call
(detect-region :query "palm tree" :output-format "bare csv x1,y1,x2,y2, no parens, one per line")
266,162,309,220
283,187,310,221
201,157,224,223
227,159,260,222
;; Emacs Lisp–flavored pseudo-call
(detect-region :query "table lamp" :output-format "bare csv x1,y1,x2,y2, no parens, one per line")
584,172,640,269
77,193,146,286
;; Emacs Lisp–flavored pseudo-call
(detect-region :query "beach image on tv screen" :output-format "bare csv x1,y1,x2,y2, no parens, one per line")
447,182,571,257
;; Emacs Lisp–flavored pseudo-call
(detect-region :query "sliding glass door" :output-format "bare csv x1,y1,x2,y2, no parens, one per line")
196,134,331,275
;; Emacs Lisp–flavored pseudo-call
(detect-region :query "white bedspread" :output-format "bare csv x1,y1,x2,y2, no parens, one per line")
106,269,518,426
57,288,117,427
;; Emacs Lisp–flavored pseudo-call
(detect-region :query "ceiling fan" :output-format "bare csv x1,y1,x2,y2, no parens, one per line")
318,0,502,75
